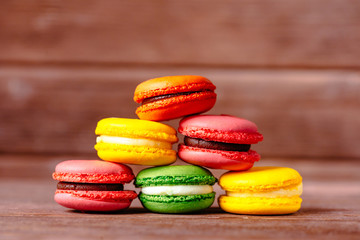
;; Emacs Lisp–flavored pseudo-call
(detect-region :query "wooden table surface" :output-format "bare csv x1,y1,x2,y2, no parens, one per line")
1,154,359,240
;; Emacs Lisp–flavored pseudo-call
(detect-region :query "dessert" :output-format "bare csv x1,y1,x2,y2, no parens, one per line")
95,118,178,165
178,115,263,170
52,160,137,212
134,75,216,121
135,165,217,213
219,166,303,215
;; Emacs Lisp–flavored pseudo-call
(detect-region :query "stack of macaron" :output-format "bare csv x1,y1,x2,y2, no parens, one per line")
52,75,303,215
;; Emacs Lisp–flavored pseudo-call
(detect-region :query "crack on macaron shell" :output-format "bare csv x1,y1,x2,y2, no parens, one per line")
56,190,137,202
139,192,215,203
179,127,263,144
52,172,134,184
135,175,217,187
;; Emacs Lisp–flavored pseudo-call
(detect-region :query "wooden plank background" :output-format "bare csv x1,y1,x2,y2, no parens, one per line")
0,0,359,159
1,0,360,68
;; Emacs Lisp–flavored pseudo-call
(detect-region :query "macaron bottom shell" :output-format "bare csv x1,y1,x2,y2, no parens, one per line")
54,192,134,212
96,145,177,166
219,195,302,215
136,93,216,121
139,192,216,214
178,145,259,170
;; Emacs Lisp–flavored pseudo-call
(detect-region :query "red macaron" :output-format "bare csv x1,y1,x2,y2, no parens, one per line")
178,115,263,170
52,160,137,212
134,75,217,121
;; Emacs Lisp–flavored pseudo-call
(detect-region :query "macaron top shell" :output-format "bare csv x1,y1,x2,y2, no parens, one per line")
52,160,135,184
134,75,216,103
95,118,178,143
179,115,263,144
135,165,217,187
219,167,302,192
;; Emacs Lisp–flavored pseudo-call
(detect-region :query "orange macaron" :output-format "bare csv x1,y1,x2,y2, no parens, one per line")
134,75,217,121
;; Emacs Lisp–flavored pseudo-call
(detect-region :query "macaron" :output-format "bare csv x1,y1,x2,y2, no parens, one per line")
178,115,263,170
133,75,217,121
219,166,303,215
52,160,137,212
95,118,178,166
135,165,217,214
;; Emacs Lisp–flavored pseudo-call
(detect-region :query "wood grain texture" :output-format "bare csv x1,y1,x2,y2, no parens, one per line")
1,66,359,158
1,154,359,240
0,0,360,68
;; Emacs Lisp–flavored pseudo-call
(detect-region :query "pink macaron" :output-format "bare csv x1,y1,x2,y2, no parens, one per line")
178,115,263,170
52,160,137,212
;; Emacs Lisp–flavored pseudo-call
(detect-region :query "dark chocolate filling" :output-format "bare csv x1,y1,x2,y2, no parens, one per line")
57,182,124,191
184,136,251,152
141,91,203,105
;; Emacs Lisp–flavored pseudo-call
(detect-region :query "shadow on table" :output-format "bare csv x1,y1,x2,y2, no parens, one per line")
67,207,340,217
67,207,224,215
297,207,342,215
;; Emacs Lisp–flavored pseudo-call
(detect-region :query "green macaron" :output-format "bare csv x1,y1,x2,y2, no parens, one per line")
135,165,217,214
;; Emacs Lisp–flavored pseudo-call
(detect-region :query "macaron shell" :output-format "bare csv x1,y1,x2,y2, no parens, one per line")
95,143,177,166
134,75,216,102
139,192,215,213
179,115,263,144
136,91,216,121
54,192,135,212
178,144,259,170
219,167,302,192
52,172,134,184
52,160,135,183
135,165,217,187
95,118,178,143
219,195,302,215
55,189,137,201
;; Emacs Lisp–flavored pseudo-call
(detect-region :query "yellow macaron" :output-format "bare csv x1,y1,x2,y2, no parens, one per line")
94,118,178,166
219,166,303,215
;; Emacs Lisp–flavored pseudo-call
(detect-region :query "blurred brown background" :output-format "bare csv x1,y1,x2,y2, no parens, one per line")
1,0,360,159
